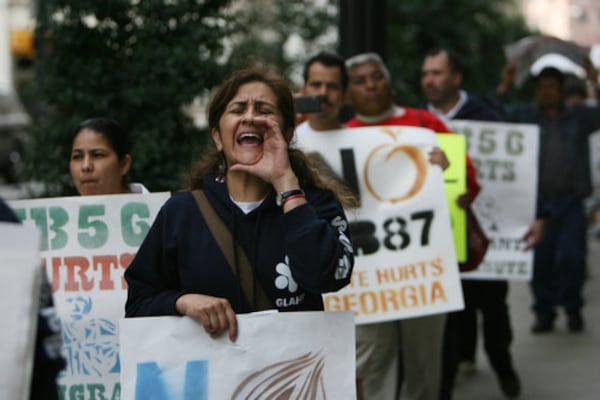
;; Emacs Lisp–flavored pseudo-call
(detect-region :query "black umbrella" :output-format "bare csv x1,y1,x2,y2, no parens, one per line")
504,35,590,86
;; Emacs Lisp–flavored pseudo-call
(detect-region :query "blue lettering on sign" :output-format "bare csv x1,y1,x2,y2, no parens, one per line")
135,360,208,400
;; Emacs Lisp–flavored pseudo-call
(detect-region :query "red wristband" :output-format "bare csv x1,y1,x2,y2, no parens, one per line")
281,193,305,206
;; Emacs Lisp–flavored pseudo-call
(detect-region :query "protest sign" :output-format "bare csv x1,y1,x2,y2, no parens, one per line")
0,223,41,400
437,134,467,262
590,129,600,196
10,193,170,400
296,126,463,324
448,120,539,280
120,311,356,400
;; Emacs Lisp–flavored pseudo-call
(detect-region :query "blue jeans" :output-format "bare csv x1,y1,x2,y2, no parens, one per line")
531,194,587,319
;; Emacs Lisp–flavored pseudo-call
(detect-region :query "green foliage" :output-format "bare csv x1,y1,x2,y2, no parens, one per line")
29,0,231,195
220,0,533,103
24,0,535,196
224,0,338,87
386,0,535,106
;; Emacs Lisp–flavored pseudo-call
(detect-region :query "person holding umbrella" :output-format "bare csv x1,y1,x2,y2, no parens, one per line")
496,56,600,334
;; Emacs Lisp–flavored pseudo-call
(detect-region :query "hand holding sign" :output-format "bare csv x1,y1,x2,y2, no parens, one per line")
176,293,238,341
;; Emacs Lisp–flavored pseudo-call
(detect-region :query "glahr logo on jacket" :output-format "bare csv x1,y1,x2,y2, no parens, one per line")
274,256,305,307
331,216,353,280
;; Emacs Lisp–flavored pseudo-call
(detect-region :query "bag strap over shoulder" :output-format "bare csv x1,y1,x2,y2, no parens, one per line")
191,189,273,311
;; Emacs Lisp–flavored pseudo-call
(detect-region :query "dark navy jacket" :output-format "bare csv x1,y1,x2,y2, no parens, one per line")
125,173,354,316
503,103,600,199
420,93,502,123
453,94,502,122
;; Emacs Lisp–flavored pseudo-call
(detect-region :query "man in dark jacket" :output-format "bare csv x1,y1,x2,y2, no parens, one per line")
497,65,600,335
421,48,501,124
420,47,543,399
1,197,65,399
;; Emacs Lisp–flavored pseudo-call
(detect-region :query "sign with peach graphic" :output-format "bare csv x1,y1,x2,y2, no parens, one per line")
120,312,356,399
296,126,463,324
448,120,539,280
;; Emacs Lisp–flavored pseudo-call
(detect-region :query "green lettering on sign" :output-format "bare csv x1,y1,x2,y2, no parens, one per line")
478,129,497,154
78,205,108,249
69,384,84,399
111,383,120,400
506,130,524,155
49,206,69,250
87,383,106,400
30,206,68,251
121,202,151,247
13,207,26,221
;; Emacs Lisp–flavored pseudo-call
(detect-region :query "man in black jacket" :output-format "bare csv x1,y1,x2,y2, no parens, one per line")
421,47,543,399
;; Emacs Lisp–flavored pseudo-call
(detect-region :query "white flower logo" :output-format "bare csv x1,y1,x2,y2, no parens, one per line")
274,256,298,293
331,215,348,232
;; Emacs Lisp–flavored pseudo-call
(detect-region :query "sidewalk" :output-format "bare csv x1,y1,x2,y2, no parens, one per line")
452,238,600,399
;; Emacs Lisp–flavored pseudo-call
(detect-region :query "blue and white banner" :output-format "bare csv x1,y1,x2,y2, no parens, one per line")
589,129,600,197
120,311,356,400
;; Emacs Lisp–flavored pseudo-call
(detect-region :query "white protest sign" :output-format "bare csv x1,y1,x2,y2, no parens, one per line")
120,311,356,400
9,192,170,400
449,120,539,280
295,126,463,324
0,223,41,400
590,129,600,196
